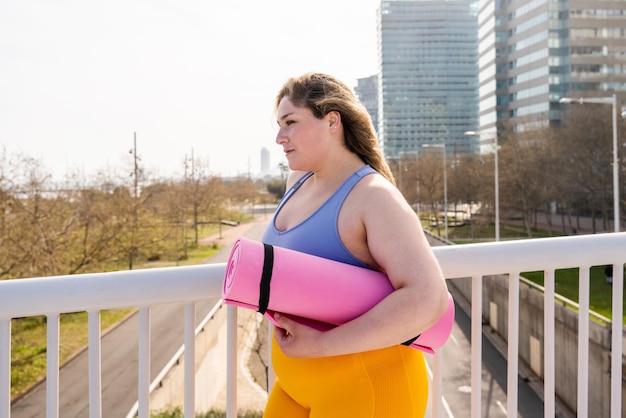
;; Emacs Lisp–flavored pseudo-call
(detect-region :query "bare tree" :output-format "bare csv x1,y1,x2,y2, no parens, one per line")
415,152,444,235
556,105,615,233
497,125,547,237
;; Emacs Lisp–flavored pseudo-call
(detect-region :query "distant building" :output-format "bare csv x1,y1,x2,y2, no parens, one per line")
260,147,270,176
377,0,480,159
354,75,380,136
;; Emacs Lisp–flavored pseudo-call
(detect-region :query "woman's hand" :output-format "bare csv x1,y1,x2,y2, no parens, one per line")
273,313,327,358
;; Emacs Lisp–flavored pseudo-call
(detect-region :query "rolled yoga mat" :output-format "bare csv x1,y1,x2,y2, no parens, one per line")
222,237,454,354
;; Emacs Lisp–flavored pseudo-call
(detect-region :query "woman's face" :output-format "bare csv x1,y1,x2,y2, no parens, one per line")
275,97,332,171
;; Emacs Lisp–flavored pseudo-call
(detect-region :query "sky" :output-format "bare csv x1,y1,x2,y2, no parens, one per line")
0,0,381,182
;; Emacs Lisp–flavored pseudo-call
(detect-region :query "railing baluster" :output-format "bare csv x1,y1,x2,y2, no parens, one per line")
138,307,151,418
226,306,237,418
471,274,482,418
184,303,196,418
264,321,275,418
577,266,590,418
544,269,555,418
431,346,444,418
46,313,60,418
610,263,623,418
0,318,10,418
88,310,102,418
507,272,520,416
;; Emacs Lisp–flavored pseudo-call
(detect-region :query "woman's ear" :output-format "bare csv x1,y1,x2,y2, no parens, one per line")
328,111,341,131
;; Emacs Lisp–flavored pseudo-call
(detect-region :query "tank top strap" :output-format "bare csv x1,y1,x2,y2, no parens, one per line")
330,165,377,208
274,171,314,214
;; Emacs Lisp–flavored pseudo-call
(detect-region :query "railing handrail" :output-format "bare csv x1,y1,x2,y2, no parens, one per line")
3,233,624,320
0,263,226,319
434,232,626,278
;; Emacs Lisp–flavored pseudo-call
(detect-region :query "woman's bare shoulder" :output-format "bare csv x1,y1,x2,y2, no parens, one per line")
352,173,407,206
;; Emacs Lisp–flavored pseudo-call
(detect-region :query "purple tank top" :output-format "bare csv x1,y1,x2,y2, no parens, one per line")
262,165,377,269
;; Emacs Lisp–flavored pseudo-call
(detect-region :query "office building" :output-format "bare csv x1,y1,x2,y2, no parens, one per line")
477,0,626,138
260,147,270,176
354,75,380,136
377,0,480,159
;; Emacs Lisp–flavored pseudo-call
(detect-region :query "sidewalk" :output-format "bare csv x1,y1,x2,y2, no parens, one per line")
198,216,269,248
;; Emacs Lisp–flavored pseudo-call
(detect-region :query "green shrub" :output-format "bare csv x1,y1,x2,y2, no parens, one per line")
150,406,262,418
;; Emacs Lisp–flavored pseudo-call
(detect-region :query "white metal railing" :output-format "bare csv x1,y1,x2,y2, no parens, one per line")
1,232,625,418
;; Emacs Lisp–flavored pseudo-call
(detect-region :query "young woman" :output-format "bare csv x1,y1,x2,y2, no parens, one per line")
261,72,449,417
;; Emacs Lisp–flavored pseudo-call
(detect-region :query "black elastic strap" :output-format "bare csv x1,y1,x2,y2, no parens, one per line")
402,334,420,346
257,243,274,314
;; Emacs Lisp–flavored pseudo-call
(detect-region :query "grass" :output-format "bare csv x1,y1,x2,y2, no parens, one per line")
427,221,563,243
10,222,232,400
521,267,624,323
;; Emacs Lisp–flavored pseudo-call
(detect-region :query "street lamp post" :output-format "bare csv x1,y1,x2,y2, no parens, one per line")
559,94,620,232
465,130,499,241
422,143,448,240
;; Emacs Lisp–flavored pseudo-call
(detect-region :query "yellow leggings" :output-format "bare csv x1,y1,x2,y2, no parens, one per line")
263,335,428,418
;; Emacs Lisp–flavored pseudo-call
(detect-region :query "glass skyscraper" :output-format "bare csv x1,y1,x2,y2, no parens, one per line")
377,0,480,159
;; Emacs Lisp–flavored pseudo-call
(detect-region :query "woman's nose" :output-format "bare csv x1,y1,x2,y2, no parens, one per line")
275,129,287,144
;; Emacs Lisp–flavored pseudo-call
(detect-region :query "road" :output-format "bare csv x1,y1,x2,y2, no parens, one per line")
11,219,269,418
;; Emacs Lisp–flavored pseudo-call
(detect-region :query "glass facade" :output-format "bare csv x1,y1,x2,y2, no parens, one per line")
354,75,380,136
377,0,479,159
477,0,626,132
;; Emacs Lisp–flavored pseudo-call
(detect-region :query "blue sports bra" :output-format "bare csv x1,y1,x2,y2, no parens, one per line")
261,165,377,269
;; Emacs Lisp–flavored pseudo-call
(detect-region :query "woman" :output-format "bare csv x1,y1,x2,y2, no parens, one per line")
261,72,449,417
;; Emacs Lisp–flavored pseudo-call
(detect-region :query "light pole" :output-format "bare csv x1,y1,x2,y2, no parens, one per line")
423,143,448,240
465,130,499,241
559,94,620,232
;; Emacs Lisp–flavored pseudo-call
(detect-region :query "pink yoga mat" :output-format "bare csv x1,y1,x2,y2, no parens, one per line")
222,237,454,354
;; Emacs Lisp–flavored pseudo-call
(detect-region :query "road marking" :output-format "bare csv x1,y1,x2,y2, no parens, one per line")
458,385,472,393
496,400,507,415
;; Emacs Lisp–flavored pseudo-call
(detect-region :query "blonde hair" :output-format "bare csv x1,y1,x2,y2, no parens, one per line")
275,72,396,185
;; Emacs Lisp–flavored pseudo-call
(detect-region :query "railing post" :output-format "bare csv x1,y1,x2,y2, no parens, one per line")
226,305,238,418
184,303,196,418
88,310,102,418
544,269,555,418
577,267,590,418
46,313,60,418
471,275,482,418
267,322,274,392
431,346,444,418
0,319,10,418
138,307,151,418
610,263,623,418
507,273,520,416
